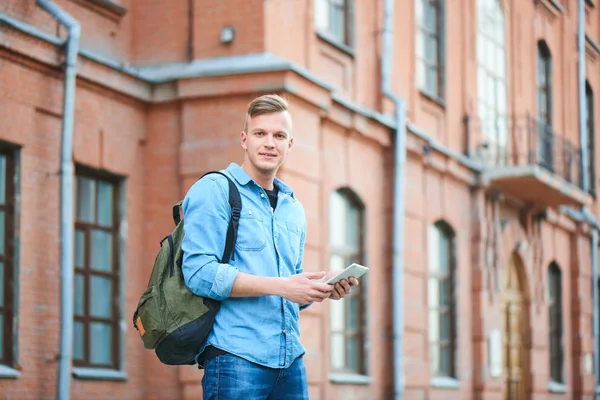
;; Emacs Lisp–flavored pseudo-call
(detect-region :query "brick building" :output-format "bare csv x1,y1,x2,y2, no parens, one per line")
0,0,599,399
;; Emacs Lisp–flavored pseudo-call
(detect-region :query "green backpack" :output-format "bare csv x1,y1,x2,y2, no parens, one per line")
132,171,241,365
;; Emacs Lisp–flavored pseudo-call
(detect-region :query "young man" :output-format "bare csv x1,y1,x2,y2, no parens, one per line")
181,94,358,399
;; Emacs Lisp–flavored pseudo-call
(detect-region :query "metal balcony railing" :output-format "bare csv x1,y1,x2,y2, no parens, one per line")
465,114,584,190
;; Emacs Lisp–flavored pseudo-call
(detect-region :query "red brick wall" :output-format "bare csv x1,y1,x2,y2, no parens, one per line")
1,0,600,399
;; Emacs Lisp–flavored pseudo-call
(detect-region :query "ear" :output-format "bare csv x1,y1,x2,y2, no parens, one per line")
240,131,248,150
287,136,294,153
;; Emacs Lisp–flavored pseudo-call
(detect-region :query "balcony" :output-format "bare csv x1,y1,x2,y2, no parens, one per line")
465,115,590,208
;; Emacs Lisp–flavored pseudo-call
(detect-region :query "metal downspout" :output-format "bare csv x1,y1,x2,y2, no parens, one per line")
593,229,599,400
381,0,406,399
35,2,80,399
579,0,588,192
577,0,599,395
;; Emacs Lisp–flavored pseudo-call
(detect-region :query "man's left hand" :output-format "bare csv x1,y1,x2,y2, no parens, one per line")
329,277,359,300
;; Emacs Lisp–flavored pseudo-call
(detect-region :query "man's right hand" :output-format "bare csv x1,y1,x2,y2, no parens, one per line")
279,271,334,304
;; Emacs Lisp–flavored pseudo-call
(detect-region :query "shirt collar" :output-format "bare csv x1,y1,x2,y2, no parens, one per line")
226,163,295,196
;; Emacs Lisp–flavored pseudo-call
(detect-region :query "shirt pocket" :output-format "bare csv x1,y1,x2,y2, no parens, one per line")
283,221,302,266
235,214,267,252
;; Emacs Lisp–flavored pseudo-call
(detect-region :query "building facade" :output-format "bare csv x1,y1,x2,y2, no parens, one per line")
0,0,599,399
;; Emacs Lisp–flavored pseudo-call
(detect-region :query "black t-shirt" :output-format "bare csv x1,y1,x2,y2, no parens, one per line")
264,185,279,210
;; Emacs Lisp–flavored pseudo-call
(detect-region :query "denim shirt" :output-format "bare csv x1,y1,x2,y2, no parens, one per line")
181,163,310,369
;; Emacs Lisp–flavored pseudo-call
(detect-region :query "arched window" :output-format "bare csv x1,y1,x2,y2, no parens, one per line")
538,41,553,170
548,262,563,383
416,0,445,99
477,0,508,151
328,189,367,375
428,221,457,378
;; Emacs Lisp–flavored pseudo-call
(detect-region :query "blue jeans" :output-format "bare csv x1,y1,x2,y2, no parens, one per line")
201,354,309,400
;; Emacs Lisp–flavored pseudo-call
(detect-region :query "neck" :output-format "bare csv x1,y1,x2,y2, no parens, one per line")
240,160,275,190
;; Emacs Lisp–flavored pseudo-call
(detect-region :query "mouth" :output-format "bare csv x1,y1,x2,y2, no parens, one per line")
259,152,277,159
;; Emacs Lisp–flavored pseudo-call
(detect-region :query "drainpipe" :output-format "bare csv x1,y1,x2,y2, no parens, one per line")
577,0,599,395
35,2,80,400
381,0,407,399
593,228,599,400
578,0,588,193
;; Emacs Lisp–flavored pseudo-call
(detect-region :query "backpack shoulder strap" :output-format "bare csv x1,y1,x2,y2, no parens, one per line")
171,170,242,263
200,170,241,263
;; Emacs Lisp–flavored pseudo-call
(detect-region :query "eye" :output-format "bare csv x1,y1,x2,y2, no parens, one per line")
254,131,264,136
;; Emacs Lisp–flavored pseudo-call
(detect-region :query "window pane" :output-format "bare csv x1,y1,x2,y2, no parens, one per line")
74,273,84,316
428,225,440,273
330,295,345,331
427,67,438,95
73,321,84,360
0,210,5,256
347,294,359,331
331,3,345,42
429,307,440,342
75,230,85,268
97,181,113,227
90,322,112,365
90,276,113,318
77,178,95,223
0,155,6,204
330,254,346,271
347,335,360,372
315,0,329,31
417,58,426,90
329,192,347,248
331,332,345,369
416,0,424,23
428,277,439,308
426,35,437,64
90,230,113,272
0,261,3,307
440,311,450,340
440,344,451,375
346,203,360,249
430,341,439,373
0,314,3,359
440,278,450,307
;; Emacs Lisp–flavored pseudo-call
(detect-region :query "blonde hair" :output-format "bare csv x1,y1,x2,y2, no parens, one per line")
243,94,289,132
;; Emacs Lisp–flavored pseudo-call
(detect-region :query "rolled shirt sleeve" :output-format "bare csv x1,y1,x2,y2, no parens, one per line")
181,176,239,301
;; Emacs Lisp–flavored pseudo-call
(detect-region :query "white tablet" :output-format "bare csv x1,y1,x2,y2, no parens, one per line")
323,263,369,285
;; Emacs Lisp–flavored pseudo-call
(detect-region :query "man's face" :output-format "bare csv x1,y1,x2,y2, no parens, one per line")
241,111,294,175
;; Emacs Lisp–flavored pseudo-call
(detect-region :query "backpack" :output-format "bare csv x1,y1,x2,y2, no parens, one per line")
132,171,241,365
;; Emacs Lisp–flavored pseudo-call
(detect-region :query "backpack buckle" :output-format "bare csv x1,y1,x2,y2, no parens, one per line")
232,207,241,221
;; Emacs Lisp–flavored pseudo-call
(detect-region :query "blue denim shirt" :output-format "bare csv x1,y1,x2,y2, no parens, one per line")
181,163,310,369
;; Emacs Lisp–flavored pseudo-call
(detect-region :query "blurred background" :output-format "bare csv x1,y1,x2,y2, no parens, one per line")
0,0,599,399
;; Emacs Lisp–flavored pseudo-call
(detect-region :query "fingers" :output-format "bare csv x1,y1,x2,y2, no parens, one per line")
349,277,359,286
339,279,351,293
310,290,332,302
303,270,326,280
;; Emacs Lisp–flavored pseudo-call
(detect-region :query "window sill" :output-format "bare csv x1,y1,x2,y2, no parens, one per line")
419,89,446,109
548,381,567,393
316,31,355,58
329,372,371,385
536,0,564,16
431,376,460,389
73,367,127,381
0,365,21,379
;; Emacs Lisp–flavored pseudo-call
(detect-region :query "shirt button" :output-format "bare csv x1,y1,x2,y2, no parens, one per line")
261,193,265,198
282,329,286,334
248,210,252,215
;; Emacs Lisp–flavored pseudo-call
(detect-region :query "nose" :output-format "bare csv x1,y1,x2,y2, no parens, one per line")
264,134,275,148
